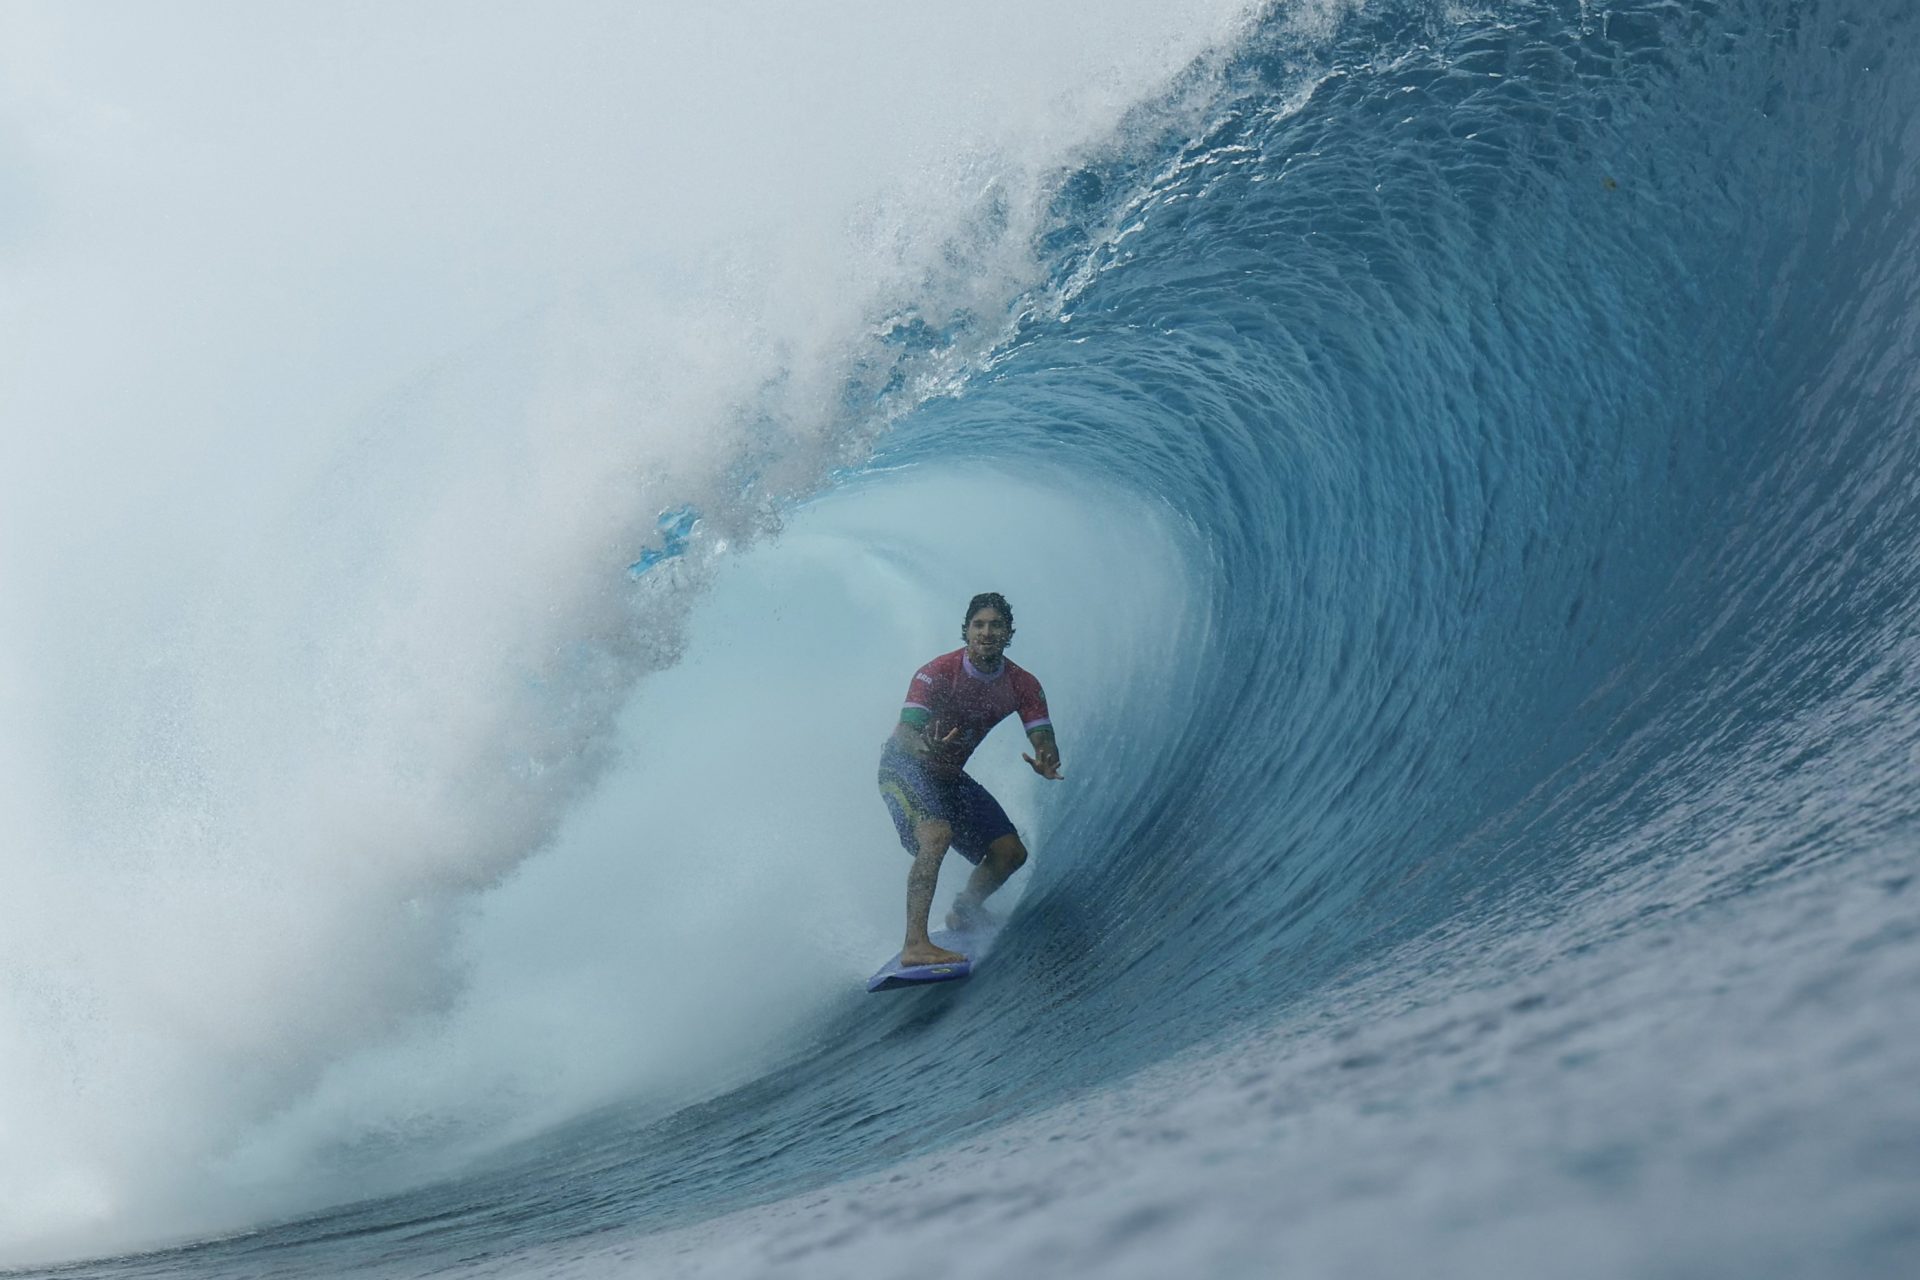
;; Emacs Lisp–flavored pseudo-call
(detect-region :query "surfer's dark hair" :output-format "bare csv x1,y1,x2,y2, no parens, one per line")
962,592,1014,641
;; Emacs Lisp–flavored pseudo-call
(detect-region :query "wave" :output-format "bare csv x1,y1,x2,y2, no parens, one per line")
5,0,1918,1274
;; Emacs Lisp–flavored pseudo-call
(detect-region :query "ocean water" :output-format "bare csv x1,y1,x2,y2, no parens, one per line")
3,1,1918,1277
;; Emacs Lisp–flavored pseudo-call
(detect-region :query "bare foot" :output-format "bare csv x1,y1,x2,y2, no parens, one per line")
901,941,967,967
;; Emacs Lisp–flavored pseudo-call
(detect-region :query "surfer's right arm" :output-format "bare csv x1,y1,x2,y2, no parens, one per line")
894,708,958,760
894,709,931,758
897,663,938,759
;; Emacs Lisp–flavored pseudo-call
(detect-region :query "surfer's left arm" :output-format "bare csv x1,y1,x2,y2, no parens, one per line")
1015,669,1061,779
1023,725,1063,780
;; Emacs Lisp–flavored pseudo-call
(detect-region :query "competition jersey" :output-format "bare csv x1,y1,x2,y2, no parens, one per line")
896,648,1051,774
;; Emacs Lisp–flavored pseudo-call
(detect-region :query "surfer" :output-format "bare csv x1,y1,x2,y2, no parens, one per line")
878,592,1063,967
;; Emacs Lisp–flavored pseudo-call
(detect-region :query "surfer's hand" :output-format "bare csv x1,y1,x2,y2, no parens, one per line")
919,724,963,757
1024,751,1064,780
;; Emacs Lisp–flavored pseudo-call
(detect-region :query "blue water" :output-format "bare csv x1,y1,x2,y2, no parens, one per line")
11,0,1920,1275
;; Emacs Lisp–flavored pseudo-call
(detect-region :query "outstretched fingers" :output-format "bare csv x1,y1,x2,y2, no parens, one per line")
1023,752,1065,780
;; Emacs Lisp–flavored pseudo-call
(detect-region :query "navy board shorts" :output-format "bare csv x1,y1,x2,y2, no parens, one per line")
877,742,1016,864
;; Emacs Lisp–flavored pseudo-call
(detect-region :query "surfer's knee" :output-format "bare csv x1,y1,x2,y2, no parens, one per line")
914,821,953,857
989,835,1027,874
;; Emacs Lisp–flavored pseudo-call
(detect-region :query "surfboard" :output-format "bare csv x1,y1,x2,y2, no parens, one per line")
866,924,997,992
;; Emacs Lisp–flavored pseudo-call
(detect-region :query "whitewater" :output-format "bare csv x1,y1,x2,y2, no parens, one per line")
2,1,1916,1276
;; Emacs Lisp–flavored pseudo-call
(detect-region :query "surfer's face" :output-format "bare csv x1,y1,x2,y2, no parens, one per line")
965,607,1012,664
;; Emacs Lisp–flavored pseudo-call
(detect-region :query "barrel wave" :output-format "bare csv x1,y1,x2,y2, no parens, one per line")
5,1,1918,1277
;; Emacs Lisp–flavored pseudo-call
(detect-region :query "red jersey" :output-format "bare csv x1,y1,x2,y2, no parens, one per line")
899,648,1051,774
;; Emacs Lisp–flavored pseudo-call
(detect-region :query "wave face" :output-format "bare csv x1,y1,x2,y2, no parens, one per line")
9,0,1920,1275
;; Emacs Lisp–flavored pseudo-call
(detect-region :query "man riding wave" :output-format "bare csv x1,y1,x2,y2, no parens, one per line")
878,592,1063,967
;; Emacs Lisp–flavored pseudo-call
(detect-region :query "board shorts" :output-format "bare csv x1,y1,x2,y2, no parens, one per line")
877,742,1016,865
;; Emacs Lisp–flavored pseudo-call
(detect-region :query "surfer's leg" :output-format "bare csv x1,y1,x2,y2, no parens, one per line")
953,832,1027,923
947,778,1024,928
880,749,969,965
904,820,967,966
